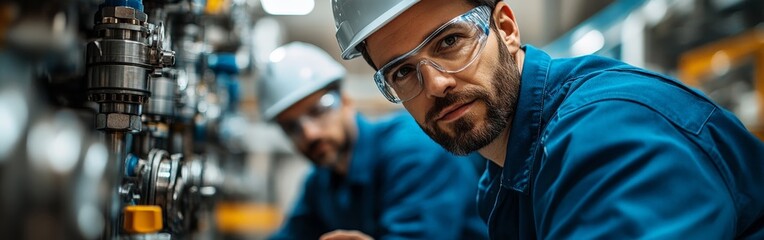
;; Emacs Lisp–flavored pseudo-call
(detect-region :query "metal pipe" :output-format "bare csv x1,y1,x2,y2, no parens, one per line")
102,131,127,239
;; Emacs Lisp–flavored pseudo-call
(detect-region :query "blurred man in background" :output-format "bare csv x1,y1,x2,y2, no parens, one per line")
259,42,488,240
330,0,764,239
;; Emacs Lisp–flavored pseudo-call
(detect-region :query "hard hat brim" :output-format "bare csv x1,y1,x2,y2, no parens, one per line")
336,0,419,60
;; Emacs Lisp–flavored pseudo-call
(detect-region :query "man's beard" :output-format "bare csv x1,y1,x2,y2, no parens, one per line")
306,139,340,166
304,126,350,171
421,35,521,155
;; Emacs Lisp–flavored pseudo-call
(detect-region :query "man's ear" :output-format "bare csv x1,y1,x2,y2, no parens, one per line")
492,2,521,53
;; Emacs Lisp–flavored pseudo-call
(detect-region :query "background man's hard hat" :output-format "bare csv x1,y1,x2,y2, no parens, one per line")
259,42,346,121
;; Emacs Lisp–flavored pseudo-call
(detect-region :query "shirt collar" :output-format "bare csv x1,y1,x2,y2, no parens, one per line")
346,113,375,184
501,44,552,193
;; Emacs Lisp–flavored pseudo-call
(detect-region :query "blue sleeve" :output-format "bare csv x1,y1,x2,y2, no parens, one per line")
377,144,481,240
534,100,737,239
269,171,325,240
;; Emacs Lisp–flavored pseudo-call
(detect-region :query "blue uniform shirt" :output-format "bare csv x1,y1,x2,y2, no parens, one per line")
478,45,764,239
271,112,488,240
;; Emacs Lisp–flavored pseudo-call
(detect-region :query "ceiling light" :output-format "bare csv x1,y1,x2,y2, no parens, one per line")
261,0,314,15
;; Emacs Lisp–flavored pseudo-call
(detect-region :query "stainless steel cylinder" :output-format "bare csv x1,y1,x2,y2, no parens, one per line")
145,71,177,117
87,40,152,67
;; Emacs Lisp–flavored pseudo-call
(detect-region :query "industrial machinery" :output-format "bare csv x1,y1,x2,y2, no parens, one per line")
1,0,266,238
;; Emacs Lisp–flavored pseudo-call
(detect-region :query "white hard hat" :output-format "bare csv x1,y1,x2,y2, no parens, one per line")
333,0,420,60
259,42,346,121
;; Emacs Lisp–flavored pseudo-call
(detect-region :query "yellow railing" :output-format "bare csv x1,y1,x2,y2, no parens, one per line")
216,202,283,235
679,29,764,141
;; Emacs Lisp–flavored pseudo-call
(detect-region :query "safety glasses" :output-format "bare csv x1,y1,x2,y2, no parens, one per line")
374,5,491,103
278,91,341,141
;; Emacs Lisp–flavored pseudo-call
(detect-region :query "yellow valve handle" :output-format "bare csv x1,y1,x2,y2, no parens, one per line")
123,205,163,234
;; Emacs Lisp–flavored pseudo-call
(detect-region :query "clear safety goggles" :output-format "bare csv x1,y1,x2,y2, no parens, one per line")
374,5,491,103
278,91,341,141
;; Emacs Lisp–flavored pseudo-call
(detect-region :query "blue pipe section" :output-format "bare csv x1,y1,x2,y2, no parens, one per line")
101,0,144,12
208,54,239,74
124,153,139,177
208,54,241,113
542,0,647,58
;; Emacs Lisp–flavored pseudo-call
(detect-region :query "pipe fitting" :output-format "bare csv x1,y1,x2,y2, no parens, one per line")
96,113,142,132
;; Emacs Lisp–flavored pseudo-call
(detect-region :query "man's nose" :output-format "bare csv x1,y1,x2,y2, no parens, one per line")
418,61,456,99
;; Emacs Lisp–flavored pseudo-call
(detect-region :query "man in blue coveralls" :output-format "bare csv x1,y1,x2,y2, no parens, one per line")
259,42,488,240
329,0,764,239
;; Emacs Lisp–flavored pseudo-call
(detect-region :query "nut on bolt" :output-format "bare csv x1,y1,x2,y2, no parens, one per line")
96,113,142,132
98,6,148,23
160,50,176,67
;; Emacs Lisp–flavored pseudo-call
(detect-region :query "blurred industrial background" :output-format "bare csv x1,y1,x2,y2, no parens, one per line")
0,0,761,239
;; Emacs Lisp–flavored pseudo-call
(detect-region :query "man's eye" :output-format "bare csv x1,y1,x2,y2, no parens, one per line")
280,121,299,133
308,105,326,117
439,34,460,49
393,66,415,81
